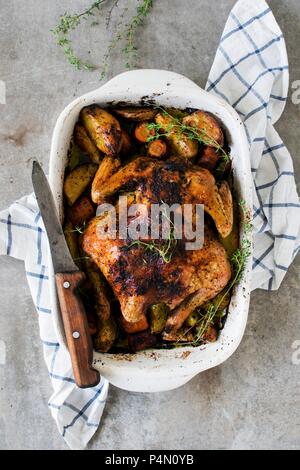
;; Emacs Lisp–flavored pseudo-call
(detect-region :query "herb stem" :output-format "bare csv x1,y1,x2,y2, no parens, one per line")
148,106,230,162
106,0,120,29
52,0,154,78
123,0,153,69
52,1,106,71
125,204,177,264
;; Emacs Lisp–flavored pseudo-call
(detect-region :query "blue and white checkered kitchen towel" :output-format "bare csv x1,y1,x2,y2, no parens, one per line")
207,0,300,289
0,192,109,450
0,0,299,450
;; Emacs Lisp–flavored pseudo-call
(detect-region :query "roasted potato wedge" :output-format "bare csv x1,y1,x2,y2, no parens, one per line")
81,106,122,156
149,304,168,334
94,317,117,352
68,142,81,171
200,324,218,343
128,330,157,352
119,314,149,334
63,220,80,265
202,290,231,314
91,155,121,204
183,111,224,147
198,146,220,171
74,123,102,164
64,163,98,206
80,253,111,321
114,107,157,121
185,310,200,328
67,195,95,228
155,113,198,159
87,269,111,321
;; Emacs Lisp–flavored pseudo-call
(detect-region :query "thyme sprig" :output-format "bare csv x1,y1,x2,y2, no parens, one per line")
126,236,177,264
52,0,105,70
106,0,120,29
147,107,230,162
100,0,153,79
125,205,177,264
193,304,217,343
52,0,154,79
123,0,153,69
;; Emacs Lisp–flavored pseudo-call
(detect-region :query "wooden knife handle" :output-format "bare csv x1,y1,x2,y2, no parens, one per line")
55,271,100,389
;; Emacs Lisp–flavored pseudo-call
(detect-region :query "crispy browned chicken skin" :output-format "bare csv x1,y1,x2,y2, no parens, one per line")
83,157,232,334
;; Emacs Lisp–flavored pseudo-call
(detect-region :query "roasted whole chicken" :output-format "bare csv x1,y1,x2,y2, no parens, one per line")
83,157,232,334
64,105,239,353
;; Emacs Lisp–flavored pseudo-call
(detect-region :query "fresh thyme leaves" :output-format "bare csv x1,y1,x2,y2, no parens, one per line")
100,18,124,81
229,200,252,285
101,0,153,79
52,0,154,78
52,0,105,70
147,107,230,162
106,0,120,29
173,199,252,347
123,0,153,69
193,305,216,343
147,122,173,141
239,199,252,234
124,205,177,264
126,237,177,264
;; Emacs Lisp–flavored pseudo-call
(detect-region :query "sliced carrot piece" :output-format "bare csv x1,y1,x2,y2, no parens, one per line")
147,139,167,158
134,121,155,143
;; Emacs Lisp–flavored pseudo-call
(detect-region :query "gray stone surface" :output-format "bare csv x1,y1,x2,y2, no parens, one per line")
0,0,299,450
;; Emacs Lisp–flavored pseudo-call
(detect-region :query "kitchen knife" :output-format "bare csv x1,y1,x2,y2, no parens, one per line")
32,161,100,389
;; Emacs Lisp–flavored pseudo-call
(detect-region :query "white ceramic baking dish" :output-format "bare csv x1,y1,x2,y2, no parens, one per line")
49,69,252,393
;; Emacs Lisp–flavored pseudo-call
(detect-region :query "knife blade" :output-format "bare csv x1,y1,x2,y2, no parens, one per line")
32,161,100,389
32,161,78,274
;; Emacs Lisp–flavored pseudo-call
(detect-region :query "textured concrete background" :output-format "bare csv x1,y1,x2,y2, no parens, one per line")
0,0,300,450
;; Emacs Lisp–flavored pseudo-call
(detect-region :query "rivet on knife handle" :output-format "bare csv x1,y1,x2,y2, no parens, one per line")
55,271,100,389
